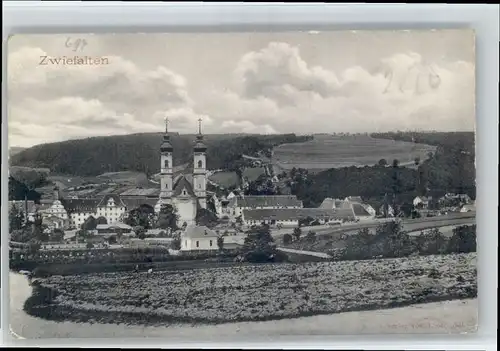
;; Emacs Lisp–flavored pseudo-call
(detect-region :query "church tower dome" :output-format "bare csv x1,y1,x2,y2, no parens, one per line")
160,119,174,152
193,118,207,208
160,117,174,199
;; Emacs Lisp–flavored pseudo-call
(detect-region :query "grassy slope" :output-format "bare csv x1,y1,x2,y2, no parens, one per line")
273,134,436,171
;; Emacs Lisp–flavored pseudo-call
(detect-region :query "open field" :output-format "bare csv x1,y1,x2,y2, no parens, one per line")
9,272,477,339
28,253,476,327
209,167,266,188
272,135,436,172
209,171,240,188
97,171,149,186
47,171,155,192
47,174,104,189
243,167,267,181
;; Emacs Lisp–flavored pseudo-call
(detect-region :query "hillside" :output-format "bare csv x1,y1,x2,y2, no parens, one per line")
9,147,26,157
10,133,312,177
272,134,436,173
289,131,476,207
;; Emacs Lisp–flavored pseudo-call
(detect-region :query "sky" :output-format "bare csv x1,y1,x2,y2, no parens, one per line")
7,29,475,148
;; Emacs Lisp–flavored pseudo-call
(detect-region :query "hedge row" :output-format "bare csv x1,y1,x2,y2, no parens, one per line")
327,224,476,261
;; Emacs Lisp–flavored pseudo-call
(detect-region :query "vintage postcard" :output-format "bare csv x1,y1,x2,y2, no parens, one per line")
6,30,476,340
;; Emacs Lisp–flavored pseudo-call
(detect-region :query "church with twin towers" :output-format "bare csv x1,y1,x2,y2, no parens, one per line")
157,117,208,227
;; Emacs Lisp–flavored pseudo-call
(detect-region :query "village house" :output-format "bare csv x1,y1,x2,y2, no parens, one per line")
344,197,377,217
460,201,476,213
241,207,355,228
226,195,304,220
413,196,433,209
180,225,219,251
43,215,66,230
95,222,133,236
319,198,346,210
344,196,363,203
351,203,375,221
439,193,472,207
320,197,376,220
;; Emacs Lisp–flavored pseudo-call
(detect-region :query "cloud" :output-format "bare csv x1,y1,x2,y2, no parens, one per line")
234,42,341,103
201,42,475,134
7,46,196,146
8,40,475,147
8,96,160,147
217,120,278,135
8,47,191,111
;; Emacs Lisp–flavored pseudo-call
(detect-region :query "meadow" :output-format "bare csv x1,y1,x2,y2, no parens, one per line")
209,167,266,188
28,253,476,326
272,135,436,172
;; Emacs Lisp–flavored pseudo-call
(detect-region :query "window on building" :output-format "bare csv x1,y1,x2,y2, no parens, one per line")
196,241,199,248
185,240,187,246
164,159,169,168
210,240,213,247
183,190,187,195
198,160,203,168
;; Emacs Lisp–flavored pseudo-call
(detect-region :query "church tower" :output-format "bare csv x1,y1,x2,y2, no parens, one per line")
160,117,174,199
193,118,207,208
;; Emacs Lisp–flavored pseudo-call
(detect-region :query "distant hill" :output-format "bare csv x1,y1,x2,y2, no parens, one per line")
10,132,312,177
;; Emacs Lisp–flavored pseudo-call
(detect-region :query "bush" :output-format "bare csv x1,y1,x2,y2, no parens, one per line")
32,267,51,278
339,221,416,261
50,229,65,242
342,228,374,260
27,241,41,254
292,227,302,241
375,221,416,258
243,250,288,263
170,238,181,250
306,231,316,243
448,225,476,253
282,233,293,245
415,228,448,255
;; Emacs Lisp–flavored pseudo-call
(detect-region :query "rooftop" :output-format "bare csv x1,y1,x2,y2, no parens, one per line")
242,208,355,221
96,222,132,230
183,225,218,239
231,195,303,208
351,203,372,217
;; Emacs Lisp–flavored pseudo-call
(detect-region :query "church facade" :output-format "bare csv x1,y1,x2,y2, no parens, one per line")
156,118,208,227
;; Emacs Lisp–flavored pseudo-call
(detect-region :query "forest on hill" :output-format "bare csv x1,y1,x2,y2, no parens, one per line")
289,132,476,208
10,133,312,177
9,147,26,157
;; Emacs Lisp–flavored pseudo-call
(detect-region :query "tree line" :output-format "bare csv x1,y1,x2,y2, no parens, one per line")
10,133,312,177
284,132,475,209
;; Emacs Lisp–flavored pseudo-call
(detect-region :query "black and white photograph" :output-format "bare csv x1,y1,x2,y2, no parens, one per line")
6,30,477,339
